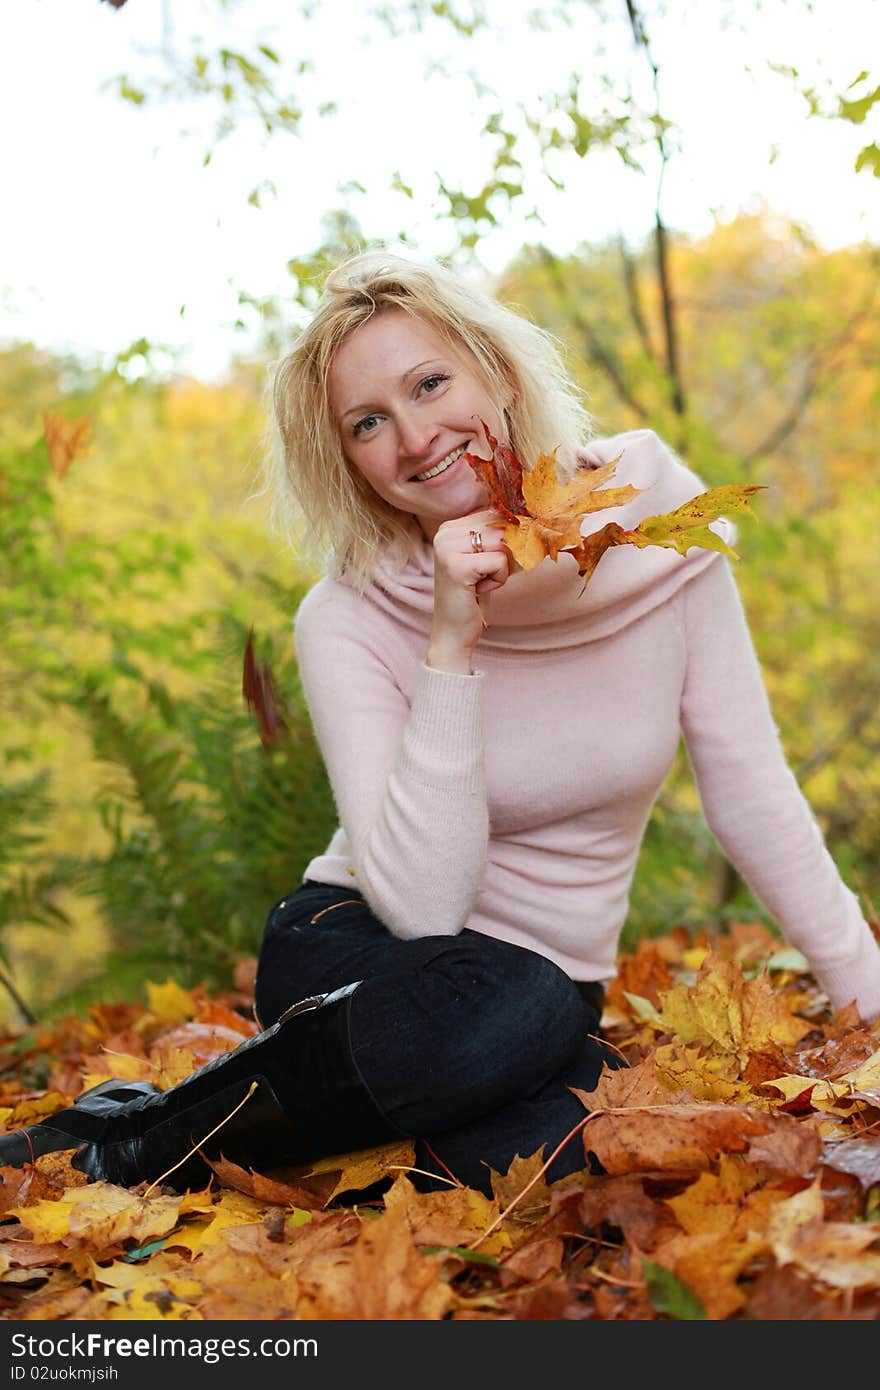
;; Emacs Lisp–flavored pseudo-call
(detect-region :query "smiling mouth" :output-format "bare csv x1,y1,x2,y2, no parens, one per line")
413,445,467,482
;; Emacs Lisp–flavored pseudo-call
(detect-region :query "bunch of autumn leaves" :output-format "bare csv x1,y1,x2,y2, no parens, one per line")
463,426,763,585
244,432,763,747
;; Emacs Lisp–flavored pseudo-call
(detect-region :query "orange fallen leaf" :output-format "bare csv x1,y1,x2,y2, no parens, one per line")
498,1235,565,1287
576,1173,681,1251
296,1200,453,1319
204,1154,325,1209
3,925,878,1322
578,1101,795,1175
383,1172,511,1254
194,999,257,1037
489,1149,554,1219
588,1051,694,1110
606,941,675,1014
190,1245,305,1320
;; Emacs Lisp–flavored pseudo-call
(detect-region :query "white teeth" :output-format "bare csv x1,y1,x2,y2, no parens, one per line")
415,446,466,482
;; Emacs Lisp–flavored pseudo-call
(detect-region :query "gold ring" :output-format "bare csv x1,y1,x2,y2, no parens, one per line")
468,529,484,553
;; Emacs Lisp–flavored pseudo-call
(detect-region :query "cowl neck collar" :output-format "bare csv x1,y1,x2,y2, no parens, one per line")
360,430,735,652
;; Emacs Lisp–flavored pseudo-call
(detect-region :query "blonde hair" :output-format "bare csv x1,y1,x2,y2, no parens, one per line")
267,251,593,590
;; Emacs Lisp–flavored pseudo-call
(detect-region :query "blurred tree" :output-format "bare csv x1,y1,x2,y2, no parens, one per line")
6,0,867,1002
497,211,880,935
0,353,333,1025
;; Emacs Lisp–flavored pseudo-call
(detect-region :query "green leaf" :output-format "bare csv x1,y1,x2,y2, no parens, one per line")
420,1245,500,1266
766,947,809,973
123,1238,167,1263
118,80,146,107
643,1261,707,1319
622,991,661,1022
391,170,414,199
840,84,880,125
855,143,880,176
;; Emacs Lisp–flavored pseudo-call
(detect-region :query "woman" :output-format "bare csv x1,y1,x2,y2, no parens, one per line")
4,252,879,1195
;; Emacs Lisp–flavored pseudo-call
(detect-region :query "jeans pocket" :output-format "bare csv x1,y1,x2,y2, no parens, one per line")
266,885,369,935
267,893,306,932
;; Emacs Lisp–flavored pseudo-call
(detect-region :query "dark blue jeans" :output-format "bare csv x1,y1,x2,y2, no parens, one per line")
254,881,622,1195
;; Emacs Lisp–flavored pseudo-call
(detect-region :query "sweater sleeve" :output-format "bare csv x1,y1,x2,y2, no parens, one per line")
679,558,880,1022
293,587,490,938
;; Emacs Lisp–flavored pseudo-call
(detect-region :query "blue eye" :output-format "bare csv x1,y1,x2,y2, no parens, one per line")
352,414,379,437
420,373,448,394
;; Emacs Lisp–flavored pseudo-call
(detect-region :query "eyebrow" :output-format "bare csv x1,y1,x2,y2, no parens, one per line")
339,359,447,422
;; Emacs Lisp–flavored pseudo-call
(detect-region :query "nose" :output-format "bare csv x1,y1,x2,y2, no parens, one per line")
397,409,437,462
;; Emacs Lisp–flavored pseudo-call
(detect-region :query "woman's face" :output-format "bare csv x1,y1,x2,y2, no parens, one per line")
329,308,507,539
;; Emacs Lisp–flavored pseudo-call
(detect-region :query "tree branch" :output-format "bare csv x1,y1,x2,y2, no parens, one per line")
625,0,686,419
742,289,879,467
618,234,656,362
537,247,650,420
0,966,37,1028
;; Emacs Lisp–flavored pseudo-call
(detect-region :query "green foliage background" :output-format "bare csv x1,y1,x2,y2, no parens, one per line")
0,357,338,1024
2,0,878,1027
2,208,878,1029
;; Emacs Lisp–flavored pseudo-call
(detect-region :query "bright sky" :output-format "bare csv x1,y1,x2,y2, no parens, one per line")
2,0,877,379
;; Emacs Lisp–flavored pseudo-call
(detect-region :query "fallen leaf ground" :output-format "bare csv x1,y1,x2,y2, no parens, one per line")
2,921,879,1321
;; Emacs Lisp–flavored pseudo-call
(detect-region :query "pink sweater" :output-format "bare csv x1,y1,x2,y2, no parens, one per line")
294,429,880,1022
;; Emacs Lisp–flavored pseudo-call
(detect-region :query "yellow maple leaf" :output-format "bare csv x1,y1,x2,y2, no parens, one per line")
141,978,200,1028
496,449,640,572
651,1155,787,1317
653,1041,751,1103
8,1092,74,1127
8,1184,188,1250
80,1051,157,1091
501,449,640,570
90,1252,203,1321
297,1136,417,1204
761,1044,880,1115
164,1192,268,1258
658,952,812,1069
489,1149,554,1218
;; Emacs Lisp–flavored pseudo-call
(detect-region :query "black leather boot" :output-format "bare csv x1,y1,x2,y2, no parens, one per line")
0,1079,160,1169
2,983,402,1192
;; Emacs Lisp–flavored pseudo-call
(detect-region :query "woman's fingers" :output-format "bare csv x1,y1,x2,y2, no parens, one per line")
434,511,508,567
429,509,512,651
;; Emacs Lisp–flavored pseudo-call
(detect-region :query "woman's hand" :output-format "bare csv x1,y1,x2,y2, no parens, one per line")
426,509,513,673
